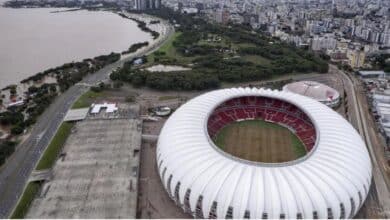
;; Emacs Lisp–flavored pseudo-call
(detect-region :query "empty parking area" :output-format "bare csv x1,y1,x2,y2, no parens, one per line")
26,118,142,218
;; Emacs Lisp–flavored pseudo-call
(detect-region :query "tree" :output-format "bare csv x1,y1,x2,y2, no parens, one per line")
0,111,24,126
126,95,135,102
10,86,17,95
0,141,16,165
11,125,24,135
113,81,123,89
91,86,103,93
384,66,390,73
49,85,57,93
28,86,39,94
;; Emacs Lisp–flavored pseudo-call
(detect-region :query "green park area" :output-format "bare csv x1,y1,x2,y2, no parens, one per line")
72,90,105,109
110,8,328,91
150,31,182,59
158,95,178,101
147,31,196,65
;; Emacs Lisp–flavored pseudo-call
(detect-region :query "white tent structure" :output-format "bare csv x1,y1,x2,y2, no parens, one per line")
156,88,372,219
90,103,118,114
283,81,340,108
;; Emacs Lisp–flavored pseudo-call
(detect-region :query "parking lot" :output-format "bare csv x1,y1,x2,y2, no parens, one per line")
26,118,142,218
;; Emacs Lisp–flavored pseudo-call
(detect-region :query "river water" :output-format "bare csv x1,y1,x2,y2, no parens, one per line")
0,4,152,88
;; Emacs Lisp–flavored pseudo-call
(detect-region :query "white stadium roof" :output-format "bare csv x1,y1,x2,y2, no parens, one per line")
157,88,372,219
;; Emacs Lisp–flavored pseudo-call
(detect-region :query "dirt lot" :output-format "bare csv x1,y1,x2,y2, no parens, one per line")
137,120,191,219
213,120,305,163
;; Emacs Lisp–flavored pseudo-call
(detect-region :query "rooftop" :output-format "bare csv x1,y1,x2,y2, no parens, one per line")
63,108,89,122
358,70,386,76
283,81,340,102
91,103,118,114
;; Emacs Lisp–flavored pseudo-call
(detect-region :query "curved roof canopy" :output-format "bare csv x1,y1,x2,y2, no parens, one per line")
157,88,372,219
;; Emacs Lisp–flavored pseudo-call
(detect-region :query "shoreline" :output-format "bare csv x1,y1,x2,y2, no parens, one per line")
0,9,173,217
0,8,171,153
50,8,83,13
117,12,160,39
0,9,167,94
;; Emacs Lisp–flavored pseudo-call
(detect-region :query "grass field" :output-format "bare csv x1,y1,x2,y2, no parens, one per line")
145,32,279,70
242,55,272,66
35,122,73,170
158,95,178,101
213,120,306,163
157,31,181,56
10,181,42,219
71,90,105,109
147,31,207,66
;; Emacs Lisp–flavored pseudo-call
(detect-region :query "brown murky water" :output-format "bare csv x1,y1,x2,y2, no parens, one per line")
0,4,152,88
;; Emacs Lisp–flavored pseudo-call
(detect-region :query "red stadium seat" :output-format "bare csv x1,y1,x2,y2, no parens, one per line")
207,96,316,151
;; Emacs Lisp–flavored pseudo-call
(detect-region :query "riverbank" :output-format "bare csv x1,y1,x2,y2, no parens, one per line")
0,9,171,168
0,9,174,218
0,10,168,105
118,12,160,39
0,6,154,89
50,8,82,13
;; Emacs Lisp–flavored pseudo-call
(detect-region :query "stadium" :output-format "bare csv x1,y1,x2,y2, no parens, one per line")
282,81,340,108
156,87,372,219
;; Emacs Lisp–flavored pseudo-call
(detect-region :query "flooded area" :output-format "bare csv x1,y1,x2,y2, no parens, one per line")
0,6,152,88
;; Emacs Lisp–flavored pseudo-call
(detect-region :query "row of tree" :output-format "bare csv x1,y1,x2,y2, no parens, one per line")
370,54,390,72
0,51,120,166
118,13,160,39
1,83,59,136
121,42,149,55
109,7,329,91
0,51,121,166
111,68,219,90
55,52,120,92
110,58,220,90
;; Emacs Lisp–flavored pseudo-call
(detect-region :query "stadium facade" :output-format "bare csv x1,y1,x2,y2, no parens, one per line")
156,88,372,219
283,81,340,108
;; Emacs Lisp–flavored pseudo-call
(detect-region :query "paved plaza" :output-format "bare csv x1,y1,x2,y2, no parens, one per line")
26,118,142,218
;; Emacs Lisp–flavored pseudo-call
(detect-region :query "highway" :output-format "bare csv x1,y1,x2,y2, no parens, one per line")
0,17,173,218
331,65,390,217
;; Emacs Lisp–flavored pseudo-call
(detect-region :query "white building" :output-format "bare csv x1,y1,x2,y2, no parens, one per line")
311,35,337,51
90,103,118,114
157,88,372,219
283,81,341,108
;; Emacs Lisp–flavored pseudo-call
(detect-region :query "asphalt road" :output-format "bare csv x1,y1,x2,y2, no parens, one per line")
331,65,390,217
0,19,173,218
